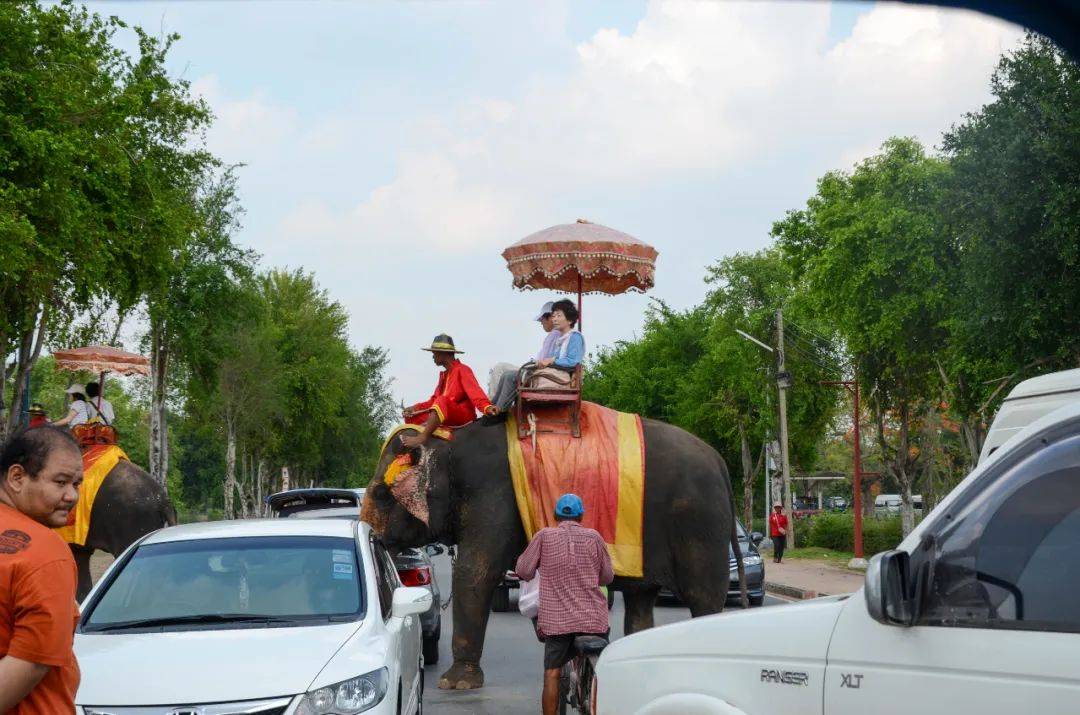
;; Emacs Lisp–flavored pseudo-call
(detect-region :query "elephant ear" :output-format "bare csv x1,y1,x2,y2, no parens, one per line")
388,446,434,526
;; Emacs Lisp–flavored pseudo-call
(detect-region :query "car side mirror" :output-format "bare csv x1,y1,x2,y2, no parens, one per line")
424,544,445,557
391,586,433,619
750,531,764,545
864,550,918,626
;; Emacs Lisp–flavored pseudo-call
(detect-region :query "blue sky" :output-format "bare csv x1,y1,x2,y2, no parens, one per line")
97,1,1021,405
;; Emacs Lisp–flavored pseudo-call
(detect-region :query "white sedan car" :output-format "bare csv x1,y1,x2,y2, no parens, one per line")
74,518,430,715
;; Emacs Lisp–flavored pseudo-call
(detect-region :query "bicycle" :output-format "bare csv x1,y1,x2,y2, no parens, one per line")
558,634,608,715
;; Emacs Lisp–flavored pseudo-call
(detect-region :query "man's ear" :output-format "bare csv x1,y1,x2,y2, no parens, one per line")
4,464,29,493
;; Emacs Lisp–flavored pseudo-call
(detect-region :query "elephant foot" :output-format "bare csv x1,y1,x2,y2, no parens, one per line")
438,661,485,690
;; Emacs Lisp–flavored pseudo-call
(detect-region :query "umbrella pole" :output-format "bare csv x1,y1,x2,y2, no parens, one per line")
97,371,105,413
577,274,583,332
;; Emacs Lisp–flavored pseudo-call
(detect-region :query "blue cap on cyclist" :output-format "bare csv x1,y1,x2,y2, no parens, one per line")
554,493,584,520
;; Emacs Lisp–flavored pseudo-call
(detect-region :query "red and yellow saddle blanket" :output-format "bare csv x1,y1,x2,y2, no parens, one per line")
54,444,128,546
507,402,645,577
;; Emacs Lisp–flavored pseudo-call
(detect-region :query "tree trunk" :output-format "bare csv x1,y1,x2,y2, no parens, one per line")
959,419,983,470
149,319,170,491
224,416,237,520
5,306,49,436
256,458,267,517
738,421,754,529
899,481,915,537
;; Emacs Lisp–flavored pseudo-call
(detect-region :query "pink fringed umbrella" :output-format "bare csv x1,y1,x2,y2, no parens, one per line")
53,345,149,413
53,345,150,377
502,219,658,328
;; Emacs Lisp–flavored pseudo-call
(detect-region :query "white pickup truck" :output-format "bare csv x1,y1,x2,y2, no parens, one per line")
596,371,1080,715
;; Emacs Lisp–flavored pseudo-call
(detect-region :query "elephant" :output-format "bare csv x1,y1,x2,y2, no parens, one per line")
364,414,745,691
70,459,177,600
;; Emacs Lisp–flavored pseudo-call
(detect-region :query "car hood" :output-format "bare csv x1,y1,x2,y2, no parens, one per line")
75,621,363,706
601,594,849,666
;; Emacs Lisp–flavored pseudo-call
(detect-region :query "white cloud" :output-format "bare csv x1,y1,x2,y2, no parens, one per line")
261,1,1019,254
184,1,1024,403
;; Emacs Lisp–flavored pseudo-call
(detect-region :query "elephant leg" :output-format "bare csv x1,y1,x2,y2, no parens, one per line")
71,545,95,602
438,545,504,690
622,585,658,635
672,531,727,618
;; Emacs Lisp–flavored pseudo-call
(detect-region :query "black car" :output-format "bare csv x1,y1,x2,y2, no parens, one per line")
660,519,766,607
265,487,444,664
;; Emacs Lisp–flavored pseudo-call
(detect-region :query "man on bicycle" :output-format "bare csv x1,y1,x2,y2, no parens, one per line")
515,493,614,715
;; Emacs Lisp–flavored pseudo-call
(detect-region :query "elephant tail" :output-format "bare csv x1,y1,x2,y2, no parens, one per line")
162,498,178,527
731,513,749,609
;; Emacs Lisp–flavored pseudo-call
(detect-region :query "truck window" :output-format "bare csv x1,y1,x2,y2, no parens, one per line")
919,432,1080,634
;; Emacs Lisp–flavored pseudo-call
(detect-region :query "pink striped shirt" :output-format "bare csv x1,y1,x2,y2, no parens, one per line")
514,521,614,636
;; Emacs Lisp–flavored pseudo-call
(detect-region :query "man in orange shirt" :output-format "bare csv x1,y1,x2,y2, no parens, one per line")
400,334,497,448
0,426,84,714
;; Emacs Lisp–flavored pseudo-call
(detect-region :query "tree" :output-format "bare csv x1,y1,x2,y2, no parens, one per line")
939,34,1080,464
774,137,953,536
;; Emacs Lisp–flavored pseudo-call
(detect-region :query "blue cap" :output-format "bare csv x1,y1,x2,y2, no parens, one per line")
554,493,584,519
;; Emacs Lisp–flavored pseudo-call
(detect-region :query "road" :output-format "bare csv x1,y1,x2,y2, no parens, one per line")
422,553,789,714
90,547,788,713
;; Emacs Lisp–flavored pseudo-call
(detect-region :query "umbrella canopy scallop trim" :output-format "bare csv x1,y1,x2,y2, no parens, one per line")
502,220,658,296
53,345,151,376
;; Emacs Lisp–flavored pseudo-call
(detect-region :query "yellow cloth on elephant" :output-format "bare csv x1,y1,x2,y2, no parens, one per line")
506,402,645,577
54,444,128,546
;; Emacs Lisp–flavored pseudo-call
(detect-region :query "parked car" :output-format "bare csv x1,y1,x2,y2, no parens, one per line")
873,493,923,517
595,393,1080,715
658,519,766,607
75,518,429,714
266,487,443,664
826,496,848,511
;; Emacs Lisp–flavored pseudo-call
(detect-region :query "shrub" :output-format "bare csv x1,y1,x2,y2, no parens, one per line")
798,512,903,554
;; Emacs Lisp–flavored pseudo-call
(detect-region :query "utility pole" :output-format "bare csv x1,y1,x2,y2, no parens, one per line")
776,307,794,544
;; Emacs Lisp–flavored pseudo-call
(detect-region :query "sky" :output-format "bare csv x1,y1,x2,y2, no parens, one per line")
95,0,1024,405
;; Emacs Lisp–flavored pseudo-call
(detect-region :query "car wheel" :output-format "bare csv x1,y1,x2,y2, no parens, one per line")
749,594,764,607
423,631,440,665
491,585,512,612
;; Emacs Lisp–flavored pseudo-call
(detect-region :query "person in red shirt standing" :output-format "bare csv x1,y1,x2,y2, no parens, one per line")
0,426,84,714
769,501,789,564
515,494,613,715
401,334,497,448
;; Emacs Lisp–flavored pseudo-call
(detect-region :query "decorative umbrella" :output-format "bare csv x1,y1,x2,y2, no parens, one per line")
53,344,150,412
501,219,658,329
53,345,150,376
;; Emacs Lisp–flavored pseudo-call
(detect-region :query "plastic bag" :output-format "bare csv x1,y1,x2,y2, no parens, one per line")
519,572,540,618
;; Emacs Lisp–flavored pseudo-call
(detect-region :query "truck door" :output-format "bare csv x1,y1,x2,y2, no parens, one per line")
826,427,1080,715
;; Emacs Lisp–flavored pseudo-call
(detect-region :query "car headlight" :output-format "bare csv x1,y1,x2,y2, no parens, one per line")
296,667,388,714
741,554,763,567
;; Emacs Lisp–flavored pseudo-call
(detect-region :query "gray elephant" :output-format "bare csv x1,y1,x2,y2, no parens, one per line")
70,460,176,600
364,415,745,691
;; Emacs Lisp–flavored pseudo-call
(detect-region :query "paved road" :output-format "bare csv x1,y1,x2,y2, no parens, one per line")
422,553,789,714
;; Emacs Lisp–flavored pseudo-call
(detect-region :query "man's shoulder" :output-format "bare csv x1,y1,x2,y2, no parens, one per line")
0,515,72,568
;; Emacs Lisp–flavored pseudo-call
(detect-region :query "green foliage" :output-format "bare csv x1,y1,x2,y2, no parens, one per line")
800,512,902,555
941,34,1080,413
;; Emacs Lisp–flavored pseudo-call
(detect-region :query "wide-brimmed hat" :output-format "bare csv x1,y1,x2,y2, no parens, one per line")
65,384,86,396
421,334,464,354
773,501,783,508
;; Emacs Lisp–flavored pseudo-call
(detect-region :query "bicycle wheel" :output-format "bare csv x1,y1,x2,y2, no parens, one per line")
558,662,572,715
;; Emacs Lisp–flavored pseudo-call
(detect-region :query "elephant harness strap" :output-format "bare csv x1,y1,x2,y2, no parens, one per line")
54,444,129,546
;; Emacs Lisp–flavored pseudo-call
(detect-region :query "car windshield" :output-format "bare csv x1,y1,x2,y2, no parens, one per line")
83,536,364,631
